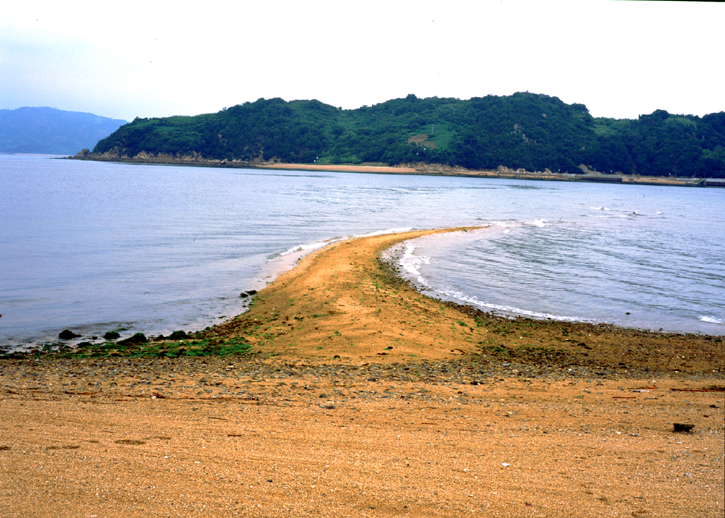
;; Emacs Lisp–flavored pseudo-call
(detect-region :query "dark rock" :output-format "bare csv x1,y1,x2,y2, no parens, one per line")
59,329,81,339
168,330,189,340
119,333,148,345
76,342,93,348
240,289,258,298
103,331,121,340
2,352,26,359
673,423,695,433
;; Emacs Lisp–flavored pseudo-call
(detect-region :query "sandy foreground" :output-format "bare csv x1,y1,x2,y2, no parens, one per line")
2,228,723,517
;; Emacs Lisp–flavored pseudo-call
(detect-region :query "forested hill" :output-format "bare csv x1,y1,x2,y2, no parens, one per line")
93,93,725,178
0,107,127,155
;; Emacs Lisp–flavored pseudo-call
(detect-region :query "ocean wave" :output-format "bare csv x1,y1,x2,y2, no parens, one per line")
277,227,414,258
490,218,548,228
700,316,723,325
437,289,590,323
488,221,518,228
358,227,413,238
278,239,336,257
398,243,431,286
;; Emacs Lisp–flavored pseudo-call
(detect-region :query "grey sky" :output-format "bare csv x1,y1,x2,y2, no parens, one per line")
1,0,722,122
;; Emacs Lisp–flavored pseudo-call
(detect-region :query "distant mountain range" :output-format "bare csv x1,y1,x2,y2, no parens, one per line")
92,94,725,178
0,107,127,155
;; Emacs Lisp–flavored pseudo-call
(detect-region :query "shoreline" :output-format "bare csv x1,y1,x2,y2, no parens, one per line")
68,153,723,188
203,227,724,371
1,227,723,516
3,227,723,361
3,222,720,356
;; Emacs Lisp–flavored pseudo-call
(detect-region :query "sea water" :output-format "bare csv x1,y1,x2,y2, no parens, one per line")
0,154,723,350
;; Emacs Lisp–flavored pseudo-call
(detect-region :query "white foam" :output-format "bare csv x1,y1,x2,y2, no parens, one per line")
278,227,414,258
488,221,518,228
279,240,333,257
358,227,413,238
532,219,547,227
398,243,431,286
700,316,723,325
479,221,518,235
438,289,588,323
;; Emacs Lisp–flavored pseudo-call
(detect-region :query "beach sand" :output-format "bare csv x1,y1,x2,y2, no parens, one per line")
75,153,707,187
260,163,417,174
1,228,723,517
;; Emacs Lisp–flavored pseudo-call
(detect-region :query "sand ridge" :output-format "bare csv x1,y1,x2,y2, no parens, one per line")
209,227,487,362
208,227,724,376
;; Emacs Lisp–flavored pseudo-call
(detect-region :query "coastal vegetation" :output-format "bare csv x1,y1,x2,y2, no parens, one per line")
93,93,725,177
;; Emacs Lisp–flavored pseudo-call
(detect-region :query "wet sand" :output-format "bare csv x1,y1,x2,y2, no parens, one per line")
1,228,723,517
260,163,417,174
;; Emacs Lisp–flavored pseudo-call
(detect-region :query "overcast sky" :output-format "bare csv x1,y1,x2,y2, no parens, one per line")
1,0,722,122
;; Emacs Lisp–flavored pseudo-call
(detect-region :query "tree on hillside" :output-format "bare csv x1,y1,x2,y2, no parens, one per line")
92,96,725,177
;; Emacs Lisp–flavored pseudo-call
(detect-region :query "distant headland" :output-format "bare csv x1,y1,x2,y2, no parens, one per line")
72,93,725,182
0,107,126,155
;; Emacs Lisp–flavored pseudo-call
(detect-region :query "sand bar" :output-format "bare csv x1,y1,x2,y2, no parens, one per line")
1,228,723,517
260,163,417,174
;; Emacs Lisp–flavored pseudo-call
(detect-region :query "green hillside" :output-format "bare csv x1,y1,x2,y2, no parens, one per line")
93,94,725,178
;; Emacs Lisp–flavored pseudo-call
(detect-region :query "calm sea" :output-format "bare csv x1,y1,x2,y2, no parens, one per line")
1,154,723,350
